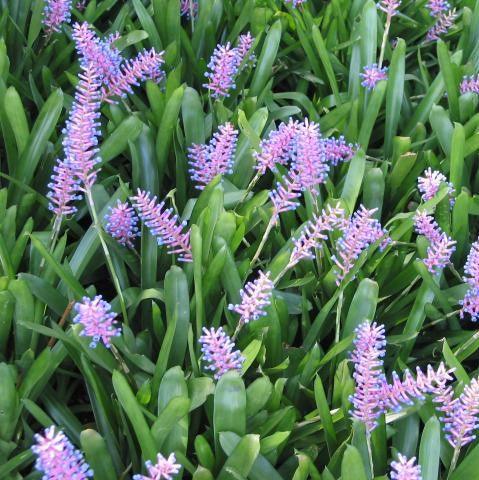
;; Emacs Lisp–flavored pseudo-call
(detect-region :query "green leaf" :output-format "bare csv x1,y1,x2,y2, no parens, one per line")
419,417,441,480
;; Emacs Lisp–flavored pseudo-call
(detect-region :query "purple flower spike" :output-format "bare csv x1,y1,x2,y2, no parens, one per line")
426,10,456,41
131,189,192,262
105,200,140,248
43,0,73,34
102,48,165,102
417,168,455,204
228,271,274,324
188,122,238,189
361,64,388,89
284,0,307,6
321,136,357,166
63,64,102,191
391,454,422,480
237,32,256,66
414,211,456,273
460,239,479,321
382,362,454,412
350,321,387,433
254,119,300,174
291,119,328,193
180,0,198,18
33,426,93,479
47,159,81,217
378,0,401,17
442,378,479,448
460,75,479,95
72,23,122,86
133,453,181,480
204,42,241,99
199,327,244,379
332,205,390,284
73,295,121,348
289,204,346,266
269,172,302,218
426,0,450,17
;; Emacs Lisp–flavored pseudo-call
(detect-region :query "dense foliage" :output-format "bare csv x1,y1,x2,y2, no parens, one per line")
0,0,479,479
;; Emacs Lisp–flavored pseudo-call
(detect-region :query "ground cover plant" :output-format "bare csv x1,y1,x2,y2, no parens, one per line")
0,0,479,478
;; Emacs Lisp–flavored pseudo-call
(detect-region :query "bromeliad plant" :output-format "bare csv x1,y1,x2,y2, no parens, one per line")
1,0,479,479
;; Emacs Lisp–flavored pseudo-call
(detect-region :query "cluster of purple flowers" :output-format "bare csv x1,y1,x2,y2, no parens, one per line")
414,211,456,273
131,189,192,262
180,0,198,18
72,23,164,102
133,453,181,480
228,271,274,325
284,0,307,6
360,64,388,90
332,205,390,284
43,0,73,34
188,122,238,189
73,295,121,348
259,118,356,217
105,200,140,248
199,327,244,379
378,0,401,16
460,239,479,321
203,33,256,98
289,204,346,266
390,454,422,480
417,168,455,205
426,0,456,41
32,426,93,479
460,74,479,95
350,321,454,434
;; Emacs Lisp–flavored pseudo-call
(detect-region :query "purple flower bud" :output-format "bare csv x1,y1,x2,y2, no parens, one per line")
289,204,346,266
131,189,192,262
43,0,73,34
199,327,244,379
391,454,422,480
133,452,181,480
360,64,388,89
228,271,274,324
417,168,455,205
350,321,387,433
460,239,479,321
414,211,456,273
47,158,81,217
63,64,102,191
102,48,165,102
237,32,256,66
460,74,479,95
188,122,238,189
426,0,450,17
291,119,329,193
269,171,302,218
180,0,198,18
73,295,121,348
203,42,241,99
332,205,390,284
377,0,401,16
105,200,140,248
321,136,358,166
426,10,456,41
254,119,300,174
32,426,93,479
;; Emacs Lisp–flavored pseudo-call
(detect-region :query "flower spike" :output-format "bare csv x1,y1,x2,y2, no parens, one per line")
133,452,181,480
361,64,388,89
390,454,422,480
460,239,479,321
32,426,93,479
105,200,140,248
43,0,73,34
131,189,192,262
199,327,244,379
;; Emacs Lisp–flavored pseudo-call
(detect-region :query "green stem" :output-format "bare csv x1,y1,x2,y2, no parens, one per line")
448,447,460,478
366,432,374,479
335,289,344,344
85,188,129,324
235,171,260,212
378,14,392,68
250,216,276,268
